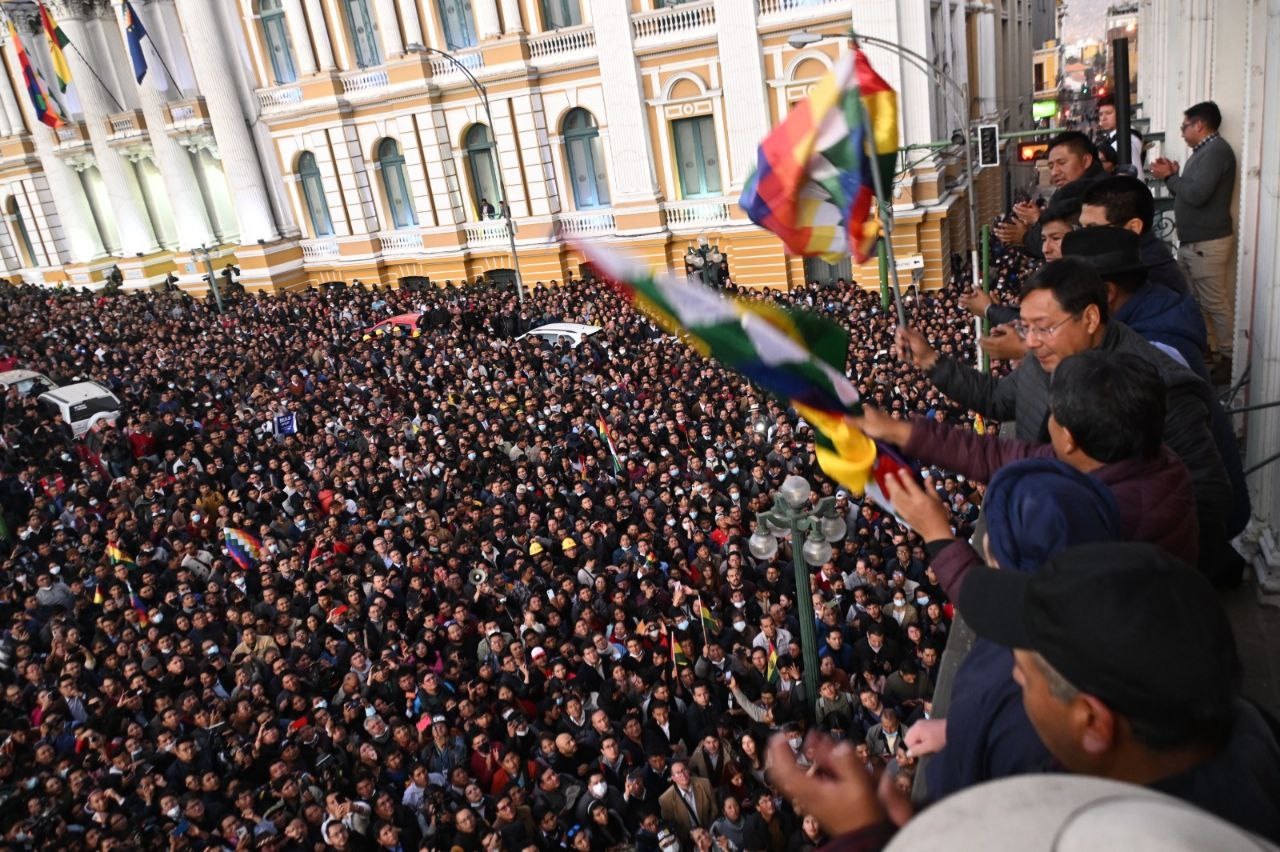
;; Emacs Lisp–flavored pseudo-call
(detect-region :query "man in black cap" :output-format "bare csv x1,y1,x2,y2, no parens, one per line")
961,541,1280,843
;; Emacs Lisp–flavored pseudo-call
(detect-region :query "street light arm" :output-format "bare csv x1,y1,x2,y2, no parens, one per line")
413,45,525,306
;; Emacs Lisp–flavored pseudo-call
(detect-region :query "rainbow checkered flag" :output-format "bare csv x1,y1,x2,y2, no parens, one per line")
224,527,266,570
595,416,622,474
740,46,899,263
581,242,900,503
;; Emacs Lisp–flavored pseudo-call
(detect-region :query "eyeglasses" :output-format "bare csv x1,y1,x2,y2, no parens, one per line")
1012,314,1078,340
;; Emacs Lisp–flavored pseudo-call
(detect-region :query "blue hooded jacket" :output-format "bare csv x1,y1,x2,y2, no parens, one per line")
1113,281,1209,378
925,459,1122,801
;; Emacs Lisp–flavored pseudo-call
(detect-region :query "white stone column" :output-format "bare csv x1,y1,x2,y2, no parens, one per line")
2,37,102,263
58,11,159,255
110,3,215,249
713,0,768,190
476,0,502,40
373,0,405,57
305,0,337,69
975,3,998,118
587,0,658,202
397,0,424,47
176,0,280,242
521,0,544,35
282,0,319,75
499,0,524,34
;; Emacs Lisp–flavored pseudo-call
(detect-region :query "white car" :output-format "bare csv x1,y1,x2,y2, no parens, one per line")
0,369,56,397
515,322,603,348
38,381,122,437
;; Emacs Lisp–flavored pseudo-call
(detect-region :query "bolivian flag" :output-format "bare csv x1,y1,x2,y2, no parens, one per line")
38,3,72,93
105,542,136,569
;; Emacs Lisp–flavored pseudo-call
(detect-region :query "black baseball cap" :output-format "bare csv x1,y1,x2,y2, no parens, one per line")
961,542,1238,722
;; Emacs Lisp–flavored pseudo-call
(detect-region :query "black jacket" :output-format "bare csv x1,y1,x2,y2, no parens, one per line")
929,322,1232,536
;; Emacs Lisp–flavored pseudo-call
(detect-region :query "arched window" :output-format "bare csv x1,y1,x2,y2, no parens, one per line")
297,152,335,237
343,0,382,69
258,0,297,84
541,0,581,29
562,109,609,209
671,115,721,198
464,125,501,219
377,139,418,229
5,197,35,267
438,0,478,50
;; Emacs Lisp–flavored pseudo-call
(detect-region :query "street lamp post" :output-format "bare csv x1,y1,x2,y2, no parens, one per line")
194,245,224,314
408,44,525,307
684,237,725,287
747,475,848,711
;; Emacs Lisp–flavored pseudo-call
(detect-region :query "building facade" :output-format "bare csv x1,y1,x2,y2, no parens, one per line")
1137,0,1280,581
0,0,1035,294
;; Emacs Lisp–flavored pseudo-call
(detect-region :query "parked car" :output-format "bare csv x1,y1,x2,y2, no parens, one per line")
515,322,602,348
0,369,56,397
38,381,121,437
362,312,424,339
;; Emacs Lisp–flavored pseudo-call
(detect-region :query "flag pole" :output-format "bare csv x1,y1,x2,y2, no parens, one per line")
851,35,908,329
696,593,709,646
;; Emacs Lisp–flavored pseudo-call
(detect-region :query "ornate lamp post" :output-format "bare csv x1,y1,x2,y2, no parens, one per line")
747,475,848,708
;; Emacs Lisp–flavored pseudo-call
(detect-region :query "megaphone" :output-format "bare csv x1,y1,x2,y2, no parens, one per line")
469,567,488,587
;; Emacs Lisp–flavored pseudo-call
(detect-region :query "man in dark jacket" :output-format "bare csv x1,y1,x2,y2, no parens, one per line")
1061,224,1251,544
994,131,1107,259
855,350,1198,566
960,542,1280,844
897,258,1235,583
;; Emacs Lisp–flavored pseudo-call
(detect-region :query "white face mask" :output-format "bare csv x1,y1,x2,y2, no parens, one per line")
787,736,803,750
733,620,747,632
590,782,607,798
676,620,690,631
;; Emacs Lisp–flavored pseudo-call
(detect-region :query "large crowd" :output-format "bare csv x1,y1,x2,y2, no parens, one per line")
0,262,997,851
2,105,1278,852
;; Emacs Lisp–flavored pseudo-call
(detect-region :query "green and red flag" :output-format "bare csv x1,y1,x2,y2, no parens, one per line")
37,2,72,93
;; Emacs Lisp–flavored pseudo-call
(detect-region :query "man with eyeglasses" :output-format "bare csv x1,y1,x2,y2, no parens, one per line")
897,258,1235,583
1150,101,1238,376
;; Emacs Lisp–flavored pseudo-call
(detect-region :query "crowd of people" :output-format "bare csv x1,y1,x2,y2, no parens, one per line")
0,97,1275,852
0,265,991,851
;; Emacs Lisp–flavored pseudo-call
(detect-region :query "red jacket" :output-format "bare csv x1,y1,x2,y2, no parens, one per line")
904,418,1198,565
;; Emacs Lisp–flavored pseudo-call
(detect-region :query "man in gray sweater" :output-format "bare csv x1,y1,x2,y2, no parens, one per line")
1150,101,1238,372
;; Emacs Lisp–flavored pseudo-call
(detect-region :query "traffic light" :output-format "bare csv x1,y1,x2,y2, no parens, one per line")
977,124,1000,167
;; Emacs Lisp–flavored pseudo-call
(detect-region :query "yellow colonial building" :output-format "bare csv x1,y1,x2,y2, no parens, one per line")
0,0,1043,293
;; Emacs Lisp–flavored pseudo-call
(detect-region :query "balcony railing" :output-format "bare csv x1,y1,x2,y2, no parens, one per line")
664,199,731,229
301,238,340,262
340,68,390,99
166,97,208,126
464,220,511,247
757,0,845,16
107,109,146,141
379,230,423,256
529,25,596,63
559,211,616,238
55,120,90,148
633,1,715,43
429,50,483,81
257,85,304,114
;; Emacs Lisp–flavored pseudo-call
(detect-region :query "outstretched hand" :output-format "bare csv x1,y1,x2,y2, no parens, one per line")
767,732,913,837
846,406,911,448
893,326,937,371
884,471,953,542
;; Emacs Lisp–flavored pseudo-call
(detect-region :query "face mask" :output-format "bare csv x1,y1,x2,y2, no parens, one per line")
676,620,689,631
787,736,803,750
590,782,607,798
733,601,746,609
733,620,747,632
894,599,905,607
730,491,740,500
716,474,726,482
166,806,180,819
917,596,929,606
